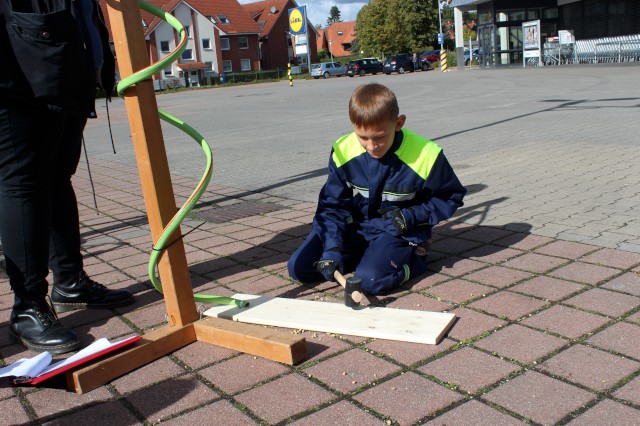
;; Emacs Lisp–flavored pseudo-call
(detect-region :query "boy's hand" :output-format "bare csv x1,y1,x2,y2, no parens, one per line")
314,250,343,282
379,207,415,236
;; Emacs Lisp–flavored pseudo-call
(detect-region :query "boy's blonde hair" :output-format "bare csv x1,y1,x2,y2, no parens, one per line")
348,83,399,128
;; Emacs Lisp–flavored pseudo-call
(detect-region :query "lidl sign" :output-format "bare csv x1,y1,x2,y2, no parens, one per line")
288,6,306,35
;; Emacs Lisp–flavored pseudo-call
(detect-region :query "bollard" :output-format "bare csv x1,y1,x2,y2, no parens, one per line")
440,50,448,72
288,63,293,87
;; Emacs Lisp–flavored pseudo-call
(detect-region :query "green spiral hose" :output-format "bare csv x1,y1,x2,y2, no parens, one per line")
116,0,247,308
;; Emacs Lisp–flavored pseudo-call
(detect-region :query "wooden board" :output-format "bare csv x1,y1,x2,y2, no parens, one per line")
204,294,456,345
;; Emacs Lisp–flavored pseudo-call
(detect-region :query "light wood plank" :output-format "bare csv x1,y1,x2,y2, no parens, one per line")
204,294,456,345
194,317,306,365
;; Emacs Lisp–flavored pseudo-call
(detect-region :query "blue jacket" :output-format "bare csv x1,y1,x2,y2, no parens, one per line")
313,128,466,251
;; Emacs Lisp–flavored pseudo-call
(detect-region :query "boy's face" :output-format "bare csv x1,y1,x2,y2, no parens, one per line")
353,115,406,159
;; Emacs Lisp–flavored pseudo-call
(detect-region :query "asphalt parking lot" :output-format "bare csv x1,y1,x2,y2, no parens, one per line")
85,63,640,252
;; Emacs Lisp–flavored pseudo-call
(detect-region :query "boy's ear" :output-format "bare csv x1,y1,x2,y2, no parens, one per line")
395,115,406,131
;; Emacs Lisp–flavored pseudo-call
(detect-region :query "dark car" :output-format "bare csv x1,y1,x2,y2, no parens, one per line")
383,54,415,74
464,48,480,65
345,58,384,77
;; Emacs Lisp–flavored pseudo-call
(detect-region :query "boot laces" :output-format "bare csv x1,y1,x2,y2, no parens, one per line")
34,297,59,327
80,272,107,290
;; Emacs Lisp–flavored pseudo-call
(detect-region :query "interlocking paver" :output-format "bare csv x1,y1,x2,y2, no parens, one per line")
509,276,585,301
447,307,508,341
291,400,386,425
463,266,534,289
534,241,599,259
468,291,548,320
501,252,568,273
26,386,113,418
587,322,640,359
419,347,520,393
425,400,527,425
565,288,640,317
160,400,257,426
613,375,640,405
199,354,290,395
537,345,639,391
521,305,611,339
353,372,463,425
483,371,595,425
549,262,622,285
580,248,640,269
567,399,640,426
602,272,640,296
474,324,567,364
234,374,335,424
425,279,495,304
304,349,401,393
366,338,456,367
0,397,32,425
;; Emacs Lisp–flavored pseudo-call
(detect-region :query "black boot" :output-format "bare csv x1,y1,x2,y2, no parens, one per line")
10,302,81,354
51,271,134,313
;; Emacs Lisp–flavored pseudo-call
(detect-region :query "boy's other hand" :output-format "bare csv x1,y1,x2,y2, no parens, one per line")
379,207,409,236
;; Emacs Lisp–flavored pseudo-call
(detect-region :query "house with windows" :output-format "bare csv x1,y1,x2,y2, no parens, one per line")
100,0,261,87
242,0,318,70
319,21,356,58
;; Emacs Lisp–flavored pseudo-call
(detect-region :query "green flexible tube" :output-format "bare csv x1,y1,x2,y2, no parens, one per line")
116,0,247,308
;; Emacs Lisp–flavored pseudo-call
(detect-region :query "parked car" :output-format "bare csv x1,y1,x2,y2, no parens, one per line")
464,48,480,65
420,50,441,66
383,54,415,74
310,62,346,79
345,58,384,77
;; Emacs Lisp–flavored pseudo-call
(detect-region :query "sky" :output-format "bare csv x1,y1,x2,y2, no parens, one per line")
238,0,369,28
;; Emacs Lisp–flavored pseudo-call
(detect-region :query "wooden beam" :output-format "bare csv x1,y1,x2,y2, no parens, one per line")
194,317,307,365
67,325,196,394
106,0,197,326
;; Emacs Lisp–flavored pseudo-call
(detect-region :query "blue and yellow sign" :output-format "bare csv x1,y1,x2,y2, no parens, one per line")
288,6,306,35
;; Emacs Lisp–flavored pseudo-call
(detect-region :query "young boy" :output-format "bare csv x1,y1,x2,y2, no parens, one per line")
288,83,466,294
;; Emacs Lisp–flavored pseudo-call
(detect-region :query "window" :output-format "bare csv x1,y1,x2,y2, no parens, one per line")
217,14,230,24
223,60,232,72
241,59,251,71
239,37,248,49
204,61,213,71
220,38,230,50
184,25,191,38
202,38,211,49
164,67,172,76
258,20,266,28
160,41,170,52
181,49,193,60
337,31,343,36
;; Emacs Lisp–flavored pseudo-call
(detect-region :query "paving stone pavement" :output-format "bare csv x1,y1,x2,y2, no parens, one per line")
1,64,639,425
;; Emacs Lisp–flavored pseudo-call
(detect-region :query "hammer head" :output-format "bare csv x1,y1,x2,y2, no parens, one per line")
344,276,363,308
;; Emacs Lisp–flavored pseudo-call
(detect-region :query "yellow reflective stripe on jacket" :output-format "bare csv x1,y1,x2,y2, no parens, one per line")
394,129,442,180
332,133,365,168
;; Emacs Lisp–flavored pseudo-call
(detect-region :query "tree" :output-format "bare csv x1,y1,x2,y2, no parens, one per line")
326,6,342,27
356,0,439,57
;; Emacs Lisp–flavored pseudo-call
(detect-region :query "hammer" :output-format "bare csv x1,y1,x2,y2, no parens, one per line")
334,270,364,308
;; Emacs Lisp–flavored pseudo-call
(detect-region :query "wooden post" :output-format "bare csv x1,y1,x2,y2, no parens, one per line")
107,0,197,326
64,0,306,393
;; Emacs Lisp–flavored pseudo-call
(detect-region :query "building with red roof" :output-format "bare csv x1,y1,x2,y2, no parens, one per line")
321,21,356,58
100,0,261,87
242,0,318,70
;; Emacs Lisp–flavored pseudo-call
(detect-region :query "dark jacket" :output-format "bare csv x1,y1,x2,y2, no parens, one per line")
313,129,466,251
0,0,114,116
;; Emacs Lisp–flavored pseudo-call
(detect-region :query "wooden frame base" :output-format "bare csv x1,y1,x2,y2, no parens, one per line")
66,319,306,394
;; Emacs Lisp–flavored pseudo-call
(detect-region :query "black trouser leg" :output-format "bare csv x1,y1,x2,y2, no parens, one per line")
48,115,85,287
0,103,65,309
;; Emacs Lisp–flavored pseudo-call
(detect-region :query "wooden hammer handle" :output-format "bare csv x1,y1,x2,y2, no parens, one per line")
334,271,364,303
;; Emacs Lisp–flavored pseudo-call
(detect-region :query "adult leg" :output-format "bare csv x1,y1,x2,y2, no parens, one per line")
48,115,133,312
355,234,428,294
0,102,80,353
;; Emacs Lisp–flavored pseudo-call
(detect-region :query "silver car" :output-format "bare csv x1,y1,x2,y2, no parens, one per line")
311,62,346,79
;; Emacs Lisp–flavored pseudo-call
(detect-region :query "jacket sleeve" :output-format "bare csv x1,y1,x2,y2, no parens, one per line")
312,151,353,252
409,151,466,226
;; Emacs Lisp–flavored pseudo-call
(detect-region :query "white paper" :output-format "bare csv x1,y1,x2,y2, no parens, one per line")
0,352,52,378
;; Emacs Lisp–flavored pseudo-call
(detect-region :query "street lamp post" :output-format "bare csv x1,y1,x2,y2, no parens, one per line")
329,40,334,62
